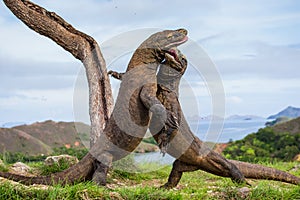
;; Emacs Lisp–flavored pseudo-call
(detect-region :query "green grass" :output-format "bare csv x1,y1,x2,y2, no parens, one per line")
0,161,299,199
0,164,8,172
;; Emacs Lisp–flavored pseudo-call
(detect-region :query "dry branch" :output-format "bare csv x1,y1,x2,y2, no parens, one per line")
3,0,114,146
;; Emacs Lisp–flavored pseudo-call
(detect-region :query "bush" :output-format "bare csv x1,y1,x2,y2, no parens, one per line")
39,158,73,175
142,137,157,145
0,151,47,164
223,128,300,162
52,147,88,160
0,147,88,164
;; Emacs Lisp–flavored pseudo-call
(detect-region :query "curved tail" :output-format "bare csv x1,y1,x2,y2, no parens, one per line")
230,160,300,185
0,153,94,185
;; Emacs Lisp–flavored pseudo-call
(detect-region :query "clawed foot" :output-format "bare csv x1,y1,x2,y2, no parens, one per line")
230,171,251,187
160,183,174,190
92,170,107,186
108,70,124,80
158,111,179,155
92,161,110,186
232,178,251,187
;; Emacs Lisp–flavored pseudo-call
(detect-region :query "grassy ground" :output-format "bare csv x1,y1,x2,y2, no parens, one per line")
0,161,299,200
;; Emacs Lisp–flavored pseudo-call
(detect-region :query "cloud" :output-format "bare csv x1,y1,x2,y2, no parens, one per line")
215,42,300,79
0,88,74,122
227,96,243,104
0,55,80,93
1,0,300,122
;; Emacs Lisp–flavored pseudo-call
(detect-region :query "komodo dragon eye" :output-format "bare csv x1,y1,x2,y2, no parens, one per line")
167,32,182,40
167,33,174,39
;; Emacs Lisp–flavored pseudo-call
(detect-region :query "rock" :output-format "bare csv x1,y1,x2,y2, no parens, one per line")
293,154,300,162
44,154,78,167
109,192,124,200
237,187,251,199
134,142,159,153
289,164,300,172
10,162,31,175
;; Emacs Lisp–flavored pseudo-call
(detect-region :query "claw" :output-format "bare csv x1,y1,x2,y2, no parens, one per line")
108,70,124,80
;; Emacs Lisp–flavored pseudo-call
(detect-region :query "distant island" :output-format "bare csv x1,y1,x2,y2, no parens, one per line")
226,115,265,121
268,106,300,119
187,114,265,121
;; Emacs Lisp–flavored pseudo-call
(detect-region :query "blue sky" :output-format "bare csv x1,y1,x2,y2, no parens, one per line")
0,0,300,125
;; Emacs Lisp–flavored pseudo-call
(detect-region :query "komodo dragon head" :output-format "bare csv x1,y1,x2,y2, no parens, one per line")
126,28,188,71
152,28,188,49
146,28,188,60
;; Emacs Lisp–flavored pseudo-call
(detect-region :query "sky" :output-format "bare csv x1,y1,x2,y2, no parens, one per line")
1,0,300,125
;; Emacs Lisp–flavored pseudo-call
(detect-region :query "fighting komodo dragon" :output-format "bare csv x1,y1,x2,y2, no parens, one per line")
109,47,300,188
0,28,194,186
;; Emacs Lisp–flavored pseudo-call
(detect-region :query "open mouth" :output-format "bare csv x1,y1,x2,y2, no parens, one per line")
167,48,180,63
164,48,185,72
165,36,188,48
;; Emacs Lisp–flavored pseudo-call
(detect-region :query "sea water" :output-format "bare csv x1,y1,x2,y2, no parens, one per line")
134,118,266,165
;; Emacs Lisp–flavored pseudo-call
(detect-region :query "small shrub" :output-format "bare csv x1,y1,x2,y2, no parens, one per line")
52,147,88,160
142,136,157,145
0,164,8,172
39,158,72,175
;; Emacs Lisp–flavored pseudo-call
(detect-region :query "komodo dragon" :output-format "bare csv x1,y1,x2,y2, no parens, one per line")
109,47,300,188
0,28,192,186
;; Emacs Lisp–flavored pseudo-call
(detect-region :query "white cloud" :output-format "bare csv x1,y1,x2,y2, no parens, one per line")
0,88,74,122
0,0,300,122
227,96,243,104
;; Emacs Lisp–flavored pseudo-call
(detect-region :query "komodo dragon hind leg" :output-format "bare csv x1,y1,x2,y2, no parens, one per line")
162,150,248,189
161,159,199,189
203,151,248,185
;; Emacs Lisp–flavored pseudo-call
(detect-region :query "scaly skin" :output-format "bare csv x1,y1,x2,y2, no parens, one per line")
110,48,300,188
155,48,300,188
0,29,188,186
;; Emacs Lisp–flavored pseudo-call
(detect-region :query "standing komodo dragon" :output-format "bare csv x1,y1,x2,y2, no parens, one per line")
0,28,193,186
109,47,300,188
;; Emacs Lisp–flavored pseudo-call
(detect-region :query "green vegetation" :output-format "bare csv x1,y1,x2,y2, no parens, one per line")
0,143,299,199
223,127,300,162
112,154,138,173
0,151,47,164
0,147,88,164
0,164,8,172
39,159,74,176
0,161,299,199
265,116,291,126
51,147,88,160
142,135,157,145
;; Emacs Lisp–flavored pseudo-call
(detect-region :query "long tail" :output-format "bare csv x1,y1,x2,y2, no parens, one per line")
230,160,300,185
0,153,94,186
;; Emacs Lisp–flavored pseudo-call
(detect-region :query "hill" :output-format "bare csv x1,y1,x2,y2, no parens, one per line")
223,117,300,162
0,120,158,156
268,106,300,119
0,128,53,156
0,120,90,156
271,116,300,134
14,120,90,149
